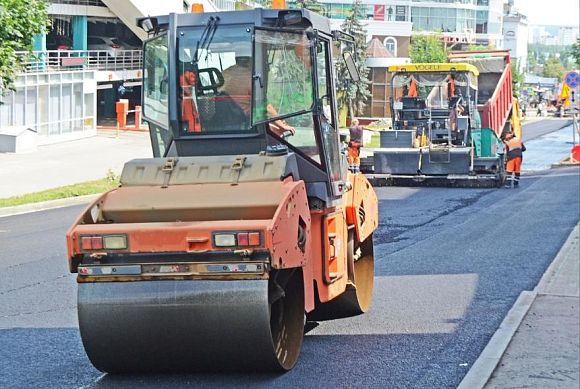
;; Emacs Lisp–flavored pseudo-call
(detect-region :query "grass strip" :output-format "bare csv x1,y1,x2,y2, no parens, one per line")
0,177,120,208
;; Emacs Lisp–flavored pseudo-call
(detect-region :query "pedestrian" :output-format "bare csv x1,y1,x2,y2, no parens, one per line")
503,131,526,188
348,118,377,173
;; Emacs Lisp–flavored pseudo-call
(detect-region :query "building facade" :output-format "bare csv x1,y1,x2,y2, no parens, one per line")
308,0,505,47
503,12,528,72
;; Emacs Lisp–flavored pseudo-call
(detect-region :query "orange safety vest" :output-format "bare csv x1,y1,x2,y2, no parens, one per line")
180,70,201,132
448,78,455,98
505,137,525,160
505,137,522,150
408,79,418,97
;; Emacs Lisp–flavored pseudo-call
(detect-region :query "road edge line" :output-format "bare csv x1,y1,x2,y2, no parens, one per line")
0,194,99,218
457,223,580,389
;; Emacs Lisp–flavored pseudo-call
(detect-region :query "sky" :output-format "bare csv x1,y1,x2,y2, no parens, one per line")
513,0,579,26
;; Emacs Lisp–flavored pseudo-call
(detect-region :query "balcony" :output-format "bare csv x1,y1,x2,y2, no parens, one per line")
17,50,142,73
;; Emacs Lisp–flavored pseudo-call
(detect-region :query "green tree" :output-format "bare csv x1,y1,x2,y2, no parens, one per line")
527,51,538,74
543,56,566,81
294,0,323,14
511,59,524,98
570,38,580,68
466,43,495,51
336,0,371,118
0,0,50,95
409,34,447,63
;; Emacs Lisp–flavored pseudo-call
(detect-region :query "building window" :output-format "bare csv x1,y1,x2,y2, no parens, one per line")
383,37,397,56
476,10,488,33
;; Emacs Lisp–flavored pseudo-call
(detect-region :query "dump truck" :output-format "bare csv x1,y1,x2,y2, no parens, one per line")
364,50,520,186
66,8,378,373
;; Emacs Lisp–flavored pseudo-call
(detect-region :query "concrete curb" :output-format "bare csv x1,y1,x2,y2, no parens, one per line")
0,194,100,218
536,224,580,294
458,223,580,389
552,156,580,168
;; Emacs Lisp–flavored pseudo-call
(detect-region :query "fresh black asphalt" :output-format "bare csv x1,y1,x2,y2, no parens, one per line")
0,126,578,388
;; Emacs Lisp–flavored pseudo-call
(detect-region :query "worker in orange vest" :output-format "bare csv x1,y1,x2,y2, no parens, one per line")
180,67,201,132
347,118,378,173
447,73,456,99
404,77,418,97
503,131,526,188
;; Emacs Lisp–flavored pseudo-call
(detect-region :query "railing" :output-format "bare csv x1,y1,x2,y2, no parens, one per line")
50,0,106,6
208,0,261,11
17,50,143,73
210,0,236,10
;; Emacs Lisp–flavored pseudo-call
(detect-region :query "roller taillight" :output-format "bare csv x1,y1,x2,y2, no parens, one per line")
80,234,128,251
213,232,261,248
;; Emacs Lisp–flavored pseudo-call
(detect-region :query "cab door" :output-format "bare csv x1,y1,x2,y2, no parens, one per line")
314,34,347,199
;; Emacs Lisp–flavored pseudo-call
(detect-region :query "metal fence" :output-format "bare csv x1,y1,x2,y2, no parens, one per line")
17,50,143,73
50,0,106,6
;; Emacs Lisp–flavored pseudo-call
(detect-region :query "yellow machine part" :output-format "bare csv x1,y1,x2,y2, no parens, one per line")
511,97,522,139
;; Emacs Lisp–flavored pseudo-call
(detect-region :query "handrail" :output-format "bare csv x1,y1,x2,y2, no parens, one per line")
51,0,106,5
16,50,143,73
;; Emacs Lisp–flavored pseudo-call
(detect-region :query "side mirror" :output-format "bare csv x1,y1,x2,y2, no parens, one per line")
343,52,360,82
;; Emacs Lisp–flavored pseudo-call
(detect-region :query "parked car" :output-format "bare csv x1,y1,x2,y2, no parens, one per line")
47,35,72,51
116,38,141,51
87,36,128,57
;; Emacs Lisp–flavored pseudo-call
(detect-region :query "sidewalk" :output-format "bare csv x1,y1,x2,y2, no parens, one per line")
0,130,151,199
460,225,580,389
485,225,580,388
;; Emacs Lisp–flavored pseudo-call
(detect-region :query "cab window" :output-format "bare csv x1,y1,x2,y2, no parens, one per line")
253,29,314,123
177,25,254,134
143,34,169,127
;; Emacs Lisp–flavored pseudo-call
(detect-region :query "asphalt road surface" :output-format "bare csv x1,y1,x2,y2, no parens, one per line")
521,118,572,141
1,139,579,388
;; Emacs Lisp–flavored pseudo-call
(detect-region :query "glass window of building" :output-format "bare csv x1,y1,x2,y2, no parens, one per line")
383,37,397,56
476,10,489,33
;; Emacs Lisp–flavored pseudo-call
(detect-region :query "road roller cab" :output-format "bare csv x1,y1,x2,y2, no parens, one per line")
66,8,378,373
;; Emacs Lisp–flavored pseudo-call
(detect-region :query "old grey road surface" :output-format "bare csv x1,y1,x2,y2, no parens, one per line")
1,174,578,387
521,118,572,141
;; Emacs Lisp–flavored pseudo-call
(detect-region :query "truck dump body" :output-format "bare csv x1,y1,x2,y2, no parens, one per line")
448,50,514,138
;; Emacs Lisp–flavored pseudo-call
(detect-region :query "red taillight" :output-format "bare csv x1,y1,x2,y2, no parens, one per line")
81,236,103,250
248,232,260,246
111,44,120,48
80,234,127,250
81,236,92,250
237,233,249,246
91,236,103,250
213,231,261,247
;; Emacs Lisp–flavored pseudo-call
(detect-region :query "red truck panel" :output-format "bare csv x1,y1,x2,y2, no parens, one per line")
449,50,513,137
